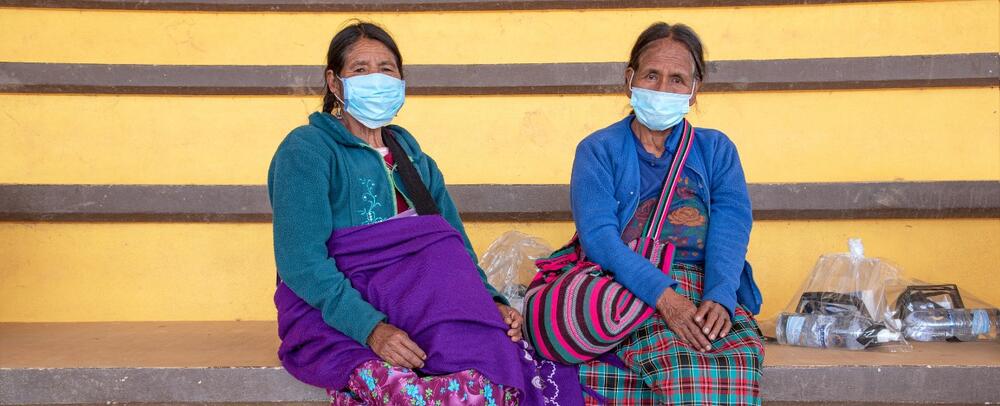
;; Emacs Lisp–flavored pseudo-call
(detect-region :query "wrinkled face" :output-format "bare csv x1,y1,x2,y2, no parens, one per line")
327,37,401,98
625,38,698,102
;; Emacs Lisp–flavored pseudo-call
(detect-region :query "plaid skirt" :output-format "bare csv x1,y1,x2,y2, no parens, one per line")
579,263,763,405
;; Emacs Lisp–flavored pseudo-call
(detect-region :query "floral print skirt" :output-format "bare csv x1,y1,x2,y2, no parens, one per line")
329,360,520,406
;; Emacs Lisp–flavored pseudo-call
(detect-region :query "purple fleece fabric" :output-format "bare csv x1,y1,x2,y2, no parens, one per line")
275,215,583,405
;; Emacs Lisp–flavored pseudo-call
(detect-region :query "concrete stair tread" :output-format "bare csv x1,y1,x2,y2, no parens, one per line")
0,321,280,368
2,322,998,404
3,321,999,369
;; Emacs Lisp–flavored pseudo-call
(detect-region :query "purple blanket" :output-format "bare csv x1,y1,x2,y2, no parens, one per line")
275,215,583,405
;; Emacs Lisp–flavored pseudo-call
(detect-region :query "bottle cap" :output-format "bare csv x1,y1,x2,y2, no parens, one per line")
848,238,864,258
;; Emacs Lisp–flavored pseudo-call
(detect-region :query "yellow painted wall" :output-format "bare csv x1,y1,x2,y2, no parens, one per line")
2,87,998,185
2,219,998,322
1,0,998,323
1,1,997,65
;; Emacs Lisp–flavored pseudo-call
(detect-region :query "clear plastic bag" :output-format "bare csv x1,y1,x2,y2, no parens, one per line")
769,239,911,351
886,278,999,342
479,231,553,312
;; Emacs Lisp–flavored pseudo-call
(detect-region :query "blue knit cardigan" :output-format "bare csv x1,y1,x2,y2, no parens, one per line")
570,116,762,316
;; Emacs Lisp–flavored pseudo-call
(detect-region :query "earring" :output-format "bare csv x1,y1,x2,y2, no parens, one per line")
332,104,343,119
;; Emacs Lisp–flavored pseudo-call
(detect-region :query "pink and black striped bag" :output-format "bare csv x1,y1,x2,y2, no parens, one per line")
523,120,696,364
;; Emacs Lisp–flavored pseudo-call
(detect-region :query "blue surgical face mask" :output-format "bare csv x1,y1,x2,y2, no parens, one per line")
336,73,406,129
628,72,696,131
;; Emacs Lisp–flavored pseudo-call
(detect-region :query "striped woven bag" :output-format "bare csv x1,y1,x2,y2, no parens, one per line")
522,119,696,364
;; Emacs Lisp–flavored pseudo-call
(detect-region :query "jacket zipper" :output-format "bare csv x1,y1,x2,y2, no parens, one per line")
358,143,415,213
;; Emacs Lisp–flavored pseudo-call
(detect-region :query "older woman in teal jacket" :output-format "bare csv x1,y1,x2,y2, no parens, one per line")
268,22,530,405
570,23,764,404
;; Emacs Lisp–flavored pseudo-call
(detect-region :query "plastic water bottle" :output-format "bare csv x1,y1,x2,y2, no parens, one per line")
903,308,999,342
776,312,874,350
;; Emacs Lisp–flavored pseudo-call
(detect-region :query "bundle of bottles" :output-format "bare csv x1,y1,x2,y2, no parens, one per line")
776,286,1000,350
772,239,999,351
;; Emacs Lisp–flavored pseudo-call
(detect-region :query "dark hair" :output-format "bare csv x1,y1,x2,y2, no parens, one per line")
627,22,706,83
322,21,403,113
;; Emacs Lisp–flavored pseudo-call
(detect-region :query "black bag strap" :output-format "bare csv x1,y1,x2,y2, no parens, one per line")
382,128,440,216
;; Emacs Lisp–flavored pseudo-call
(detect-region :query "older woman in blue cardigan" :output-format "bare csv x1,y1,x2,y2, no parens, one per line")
570,23,764,405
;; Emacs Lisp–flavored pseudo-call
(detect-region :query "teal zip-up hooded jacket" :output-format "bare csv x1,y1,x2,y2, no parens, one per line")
268,112,504,345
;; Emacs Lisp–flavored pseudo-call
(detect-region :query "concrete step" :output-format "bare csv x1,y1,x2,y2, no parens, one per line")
2,322,998,405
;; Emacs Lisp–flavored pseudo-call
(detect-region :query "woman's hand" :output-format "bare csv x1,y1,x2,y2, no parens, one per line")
694,300,731,341
496,303,524,342
366,322,426,369
656,289,713,351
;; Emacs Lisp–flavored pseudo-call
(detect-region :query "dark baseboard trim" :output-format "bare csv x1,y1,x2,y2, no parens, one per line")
1,181,997,222
0,0,910,12
2,54,996,96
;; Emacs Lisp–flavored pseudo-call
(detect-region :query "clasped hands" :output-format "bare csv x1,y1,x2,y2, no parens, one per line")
655,289,731,352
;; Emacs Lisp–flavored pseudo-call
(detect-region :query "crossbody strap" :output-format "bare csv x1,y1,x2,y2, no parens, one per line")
633,119,696,255
382,129,441,216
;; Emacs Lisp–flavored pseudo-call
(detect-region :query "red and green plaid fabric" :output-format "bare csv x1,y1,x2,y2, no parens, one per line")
579,263,764,405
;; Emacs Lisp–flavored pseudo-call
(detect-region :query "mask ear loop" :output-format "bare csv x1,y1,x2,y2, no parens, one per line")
687,79,698,111
330,76,349,119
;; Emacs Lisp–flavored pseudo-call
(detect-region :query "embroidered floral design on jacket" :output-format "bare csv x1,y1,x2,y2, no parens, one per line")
356,178,385,225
